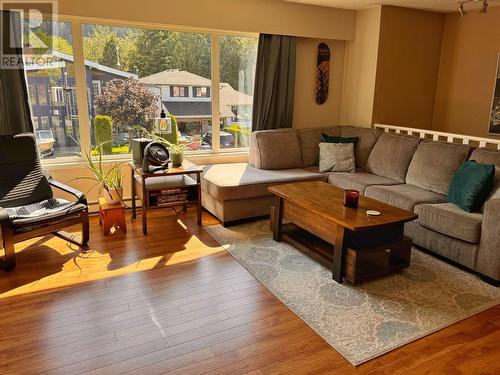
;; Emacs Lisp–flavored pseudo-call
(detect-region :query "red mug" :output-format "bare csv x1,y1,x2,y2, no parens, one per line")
344,189,360,208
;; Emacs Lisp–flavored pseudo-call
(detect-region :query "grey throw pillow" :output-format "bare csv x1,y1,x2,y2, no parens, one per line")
319,142,356,173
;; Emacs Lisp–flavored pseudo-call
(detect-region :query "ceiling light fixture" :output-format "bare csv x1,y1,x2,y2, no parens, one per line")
479,0,489,14
458,0,497,16
459,2,467,15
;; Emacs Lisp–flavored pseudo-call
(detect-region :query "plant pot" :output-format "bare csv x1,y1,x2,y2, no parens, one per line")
170,151,184,167
103,186,123,204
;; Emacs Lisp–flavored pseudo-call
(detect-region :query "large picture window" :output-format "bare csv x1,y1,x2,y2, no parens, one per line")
82,24,212,153
23,21,81,159
219,35,257,149
22,18,257,160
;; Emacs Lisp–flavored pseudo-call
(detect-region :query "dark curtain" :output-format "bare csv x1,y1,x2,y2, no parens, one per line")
0,10,34,135
252,34,296,131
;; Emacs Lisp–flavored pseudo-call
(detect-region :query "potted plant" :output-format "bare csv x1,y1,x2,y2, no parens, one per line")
74,148,124,204
168,142,187,167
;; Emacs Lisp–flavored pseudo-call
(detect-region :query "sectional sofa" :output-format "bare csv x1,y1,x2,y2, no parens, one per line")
201,126,500,284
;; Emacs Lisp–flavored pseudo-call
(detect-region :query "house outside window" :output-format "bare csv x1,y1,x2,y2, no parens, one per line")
193,86,210,98
171,86,189,97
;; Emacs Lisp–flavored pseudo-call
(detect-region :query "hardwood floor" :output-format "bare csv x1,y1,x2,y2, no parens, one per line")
0,208,498,375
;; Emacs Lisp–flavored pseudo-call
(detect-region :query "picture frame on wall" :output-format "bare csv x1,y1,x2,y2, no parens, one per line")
488,53,500,136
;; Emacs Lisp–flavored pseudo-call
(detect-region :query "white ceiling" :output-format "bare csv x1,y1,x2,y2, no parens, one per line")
285,0,490,13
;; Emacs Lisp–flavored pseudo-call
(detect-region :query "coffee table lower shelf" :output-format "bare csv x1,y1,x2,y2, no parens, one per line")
281,223,412,284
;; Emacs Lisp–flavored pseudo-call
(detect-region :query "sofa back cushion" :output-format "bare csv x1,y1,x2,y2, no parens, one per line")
470,147,500,166
340,126,382,169
366,133,420,182
406,141,470,195
249,129,302,170
469,147,500,204
297,126,341,167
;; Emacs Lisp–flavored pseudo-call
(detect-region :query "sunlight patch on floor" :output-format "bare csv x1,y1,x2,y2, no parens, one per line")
0,223,226,299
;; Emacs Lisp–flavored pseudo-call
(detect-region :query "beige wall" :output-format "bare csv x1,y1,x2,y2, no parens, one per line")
432,6,500,138
58,0,356,40
293,38,345,128
339,6,381,127
373,6,444,130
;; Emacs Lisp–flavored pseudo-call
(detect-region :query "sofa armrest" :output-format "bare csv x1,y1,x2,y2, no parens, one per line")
249,129,302,170
477,198,500,281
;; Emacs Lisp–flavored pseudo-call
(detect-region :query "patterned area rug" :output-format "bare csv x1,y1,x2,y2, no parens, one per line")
206,220,500,366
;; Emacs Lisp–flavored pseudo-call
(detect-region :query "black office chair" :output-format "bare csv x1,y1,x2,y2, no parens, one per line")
0,133,89,271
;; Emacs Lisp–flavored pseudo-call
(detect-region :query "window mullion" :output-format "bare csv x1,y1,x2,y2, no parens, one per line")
71,20,92,155
211,32,221,153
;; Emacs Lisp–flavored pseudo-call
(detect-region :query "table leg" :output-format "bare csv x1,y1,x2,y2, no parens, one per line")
142,177,148,235
119,209,127,233
131,168,136,220
333,226,346,283
272,196,283,242
196,174,202,225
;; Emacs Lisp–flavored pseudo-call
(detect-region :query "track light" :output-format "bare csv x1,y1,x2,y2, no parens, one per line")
458,0,499,16
479,0,488,14
459,2,467,16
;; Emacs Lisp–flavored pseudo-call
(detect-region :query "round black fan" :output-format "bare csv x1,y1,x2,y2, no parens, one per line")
142,142,170,172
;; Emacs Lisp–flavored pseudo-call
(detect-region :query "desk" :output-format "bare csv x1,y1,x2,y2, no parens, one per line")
129,160,203,234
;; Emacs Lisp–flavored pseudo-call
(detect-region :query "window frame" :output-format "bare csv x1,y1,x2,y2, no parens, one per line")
33,15,256,166
37,84,48,105
92,80,102,97
170,85,189,98
193,86,210,98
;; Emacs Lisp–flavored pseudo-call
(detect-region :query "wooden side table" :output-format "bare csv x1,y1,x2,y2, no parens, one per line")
130,159,204,235
99,197,127,236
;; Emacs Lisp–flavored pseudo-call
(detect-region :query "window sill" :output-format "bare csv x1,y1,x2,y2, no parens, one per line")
42,149,249,170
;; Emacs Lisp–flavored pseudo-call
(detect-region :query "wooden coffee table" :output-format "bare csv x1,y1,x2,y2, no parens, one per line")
269,181,418,284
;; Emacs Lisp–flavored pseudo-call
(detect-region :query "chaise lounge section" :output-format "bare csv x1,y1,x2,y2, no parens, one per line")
201,126,500,283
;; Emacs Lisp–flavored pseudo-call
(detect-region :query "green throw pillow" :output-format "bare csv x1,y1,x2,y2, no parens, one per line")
448,160,495,213
321,133,359,144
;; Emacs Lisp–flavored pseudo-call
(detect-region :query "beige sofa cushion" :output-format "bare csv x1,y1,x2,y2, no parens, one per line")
318,143,356,173
201,163,326,201
470,147,500,166
406,141,470,195
414,203,483,243
340,126,382,169
405,221,478,270
297,126,341,167
365,184,447,211
366,133,420,182
327,171,401,194
202,194,275,223
249,129,302,170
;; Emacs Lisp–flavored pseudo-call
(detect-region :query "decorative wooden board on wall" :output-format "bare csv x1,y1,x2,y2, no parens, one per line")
488,53,500,136
316,42,330,105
